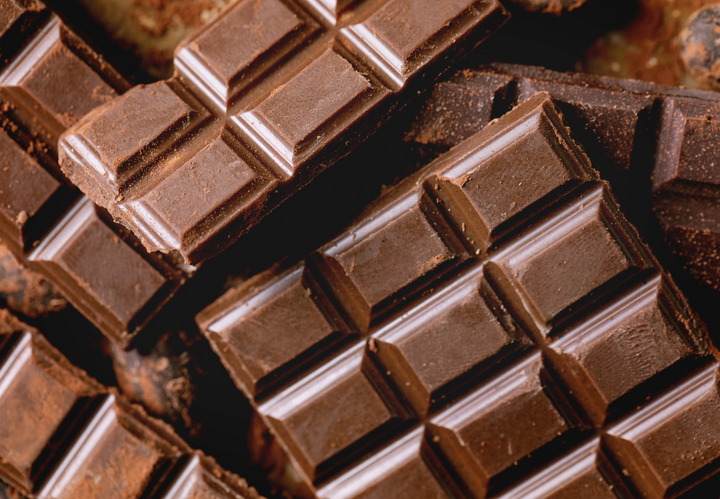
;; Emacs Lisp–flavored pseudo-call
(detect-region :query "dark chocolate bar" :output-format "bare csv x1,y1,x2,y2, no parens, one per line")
0,308,260,498
402,62,720,295
0,0,194,347
58,0,510,265
198,93,717,497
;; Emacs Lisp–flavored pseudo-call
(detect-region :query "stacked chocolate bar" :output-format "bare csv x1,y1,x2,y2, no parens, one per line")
3,0,720,498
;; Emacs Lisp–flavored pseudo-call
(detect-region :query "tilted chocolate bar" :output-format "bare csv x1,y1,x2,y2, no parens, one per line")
58,0,510,265
0,308,261,498
0,0,194,347
402,62,720,294
198,94,718,497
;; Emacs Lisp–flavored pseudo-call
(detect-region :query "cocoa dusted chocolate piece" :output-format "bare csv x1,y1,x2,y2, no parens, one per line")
0,0,194,348
0,0,48,62
0,308,261,499
198,93,717,497
402,62,720,295
0,243,66,318
653,98,720,290
58,0,510,265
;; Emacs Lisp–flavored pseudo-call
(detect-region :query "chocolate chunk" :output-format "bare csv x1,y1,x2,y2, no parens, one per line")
0,0,48,63
0,0,193,347
0,308,260,498
603,361,720,497
0,242,66,318
497,438,623,498
198,94,712,496
59,0,510,264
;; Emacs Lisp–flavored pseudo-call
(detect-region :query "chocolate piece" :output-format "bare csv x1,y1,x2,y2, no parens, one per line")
0,0,194,347
0,0,49,63
0,308,260,498
652,97,720,290
198,94,713,496
678,5,720,90
0,243,66,318
59,0,510,265
402,63,720,295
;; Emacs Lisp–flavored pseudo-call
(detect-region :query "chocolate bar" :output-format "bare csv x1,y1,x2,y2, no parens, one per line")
198,93,717,496
0,308,260,498
0,0,194,347
402,62,720,296
58,0,510,265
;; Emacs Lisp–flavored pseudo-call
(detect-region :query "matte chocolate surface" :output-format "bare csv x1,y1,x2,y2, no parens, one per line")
402,62,720,295
198,94,716,497
0,0,194,347
0,242,66,318
59,0,510,265
0,308,260,498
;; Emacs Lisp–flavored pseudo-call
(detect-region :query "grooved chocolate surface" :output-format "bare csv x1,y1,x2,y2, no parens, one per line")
402,62,720,296
59,0,510,265
198,94,716,497
0,308,260,499
0,0,193,348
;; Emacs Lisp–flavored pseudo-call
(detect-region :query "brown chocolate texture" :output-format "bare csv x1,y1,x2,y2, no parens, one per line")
504,0,587,15
400,62,720,311
0,0,194,348
198,94,717,497
0,244,65,318
58,0,511,265
0,308,261,498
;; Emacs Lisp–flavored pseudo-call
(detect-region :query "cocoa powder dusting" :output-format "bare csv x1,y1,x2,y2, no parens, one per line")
109,331,201,435
0,244,67,318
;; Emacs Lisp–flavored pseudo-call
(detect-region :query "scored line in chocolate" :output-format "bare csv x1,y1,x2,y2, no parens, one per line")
59,0,510,264
198,94,716,497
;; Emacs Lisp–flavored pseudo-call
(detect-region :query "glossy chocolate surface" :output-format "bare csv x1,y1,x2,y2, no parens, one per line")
199,94,716,497
0,0,193,347
59,0,510,265
402,62,720,296
0,308,260,498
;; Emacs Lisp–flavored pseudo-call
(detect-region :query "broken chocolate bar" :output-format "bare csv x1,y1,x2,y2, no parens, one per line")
58,0,510,265
0,0,193,347
402,62,720,295
198,93,717,497
0,308,260,498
